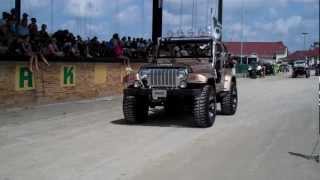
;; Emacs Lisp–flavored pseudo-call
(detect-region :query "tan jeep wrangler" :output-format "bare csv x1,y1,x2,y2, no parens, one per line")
123,37,238,128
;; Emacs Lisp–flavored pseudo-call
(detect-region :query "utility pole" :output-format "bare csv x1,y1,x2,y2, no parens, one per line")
152,0,163,43
15,0,21,23
240,0,244,64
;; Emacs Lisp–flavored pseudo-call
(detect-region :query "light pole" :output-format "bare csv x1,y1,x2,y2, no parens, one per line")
302,32,309,50
240,0,244,64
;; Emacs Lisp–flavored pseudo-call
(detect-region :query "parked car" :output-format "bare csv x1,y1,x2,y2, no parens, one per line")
292,60,310,78
248,62,262,78
264,63,275,76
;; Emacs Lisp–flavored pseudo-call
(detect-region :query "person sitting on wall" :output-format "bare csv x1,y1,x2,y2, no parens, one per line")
21,35,38,72
17,18,29,37
28,18,38,38
75,35,87,57
0,12,10,50
136,38,147,58
7,36,23,55
39,24,49,41
62,39,73,56
88,36,101,57
47,38,64,57
112,33,130,66
0,12,9,27
71,40,81,57
21,13,28,24
37,24,50,55
31,35,49,71
8,8,17,34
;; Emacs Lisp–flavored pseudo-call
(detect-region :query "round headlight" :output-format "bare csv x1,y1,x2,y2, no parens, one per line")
134,81,141,88
139,69,151,79
178,69,188,79
179,81,187,88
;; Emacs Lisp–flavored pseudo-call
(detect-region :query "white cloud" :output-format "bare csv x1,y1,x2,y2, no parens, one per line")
24,0,50,8
115,5,141,25
163,10,192,26
65,0,106,17
274,16,303,35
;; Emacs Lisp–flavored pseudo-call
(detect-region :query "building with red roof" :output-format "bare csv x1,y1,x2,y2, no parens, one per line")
224,42,288,64
286,48,320,65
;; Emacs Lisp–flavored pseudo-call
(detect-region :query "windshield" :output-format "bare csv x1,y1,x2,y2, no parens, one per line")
157,41,212,59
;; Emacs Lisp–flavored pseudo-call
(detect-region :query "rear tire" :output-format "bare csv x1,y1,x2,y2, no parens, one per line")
221,83,238,115
192,85,216,128
123,95,148,124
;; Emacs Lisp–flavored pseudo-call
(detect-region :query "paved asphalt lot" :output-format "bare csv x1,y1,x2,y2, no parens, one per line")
0,74,319,180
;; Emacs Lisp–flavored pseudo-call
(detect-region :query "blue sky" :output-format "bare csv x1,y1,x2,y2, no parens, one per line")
0,0,319,51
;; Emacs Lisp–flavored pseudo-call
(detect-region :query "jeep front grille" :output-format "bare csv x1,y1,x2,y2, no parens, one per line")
148,69,178,88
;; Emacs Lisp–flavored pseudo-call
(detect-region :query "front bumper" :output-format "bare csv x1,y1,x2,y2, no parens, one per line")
293,68,307,75
124,88,202,97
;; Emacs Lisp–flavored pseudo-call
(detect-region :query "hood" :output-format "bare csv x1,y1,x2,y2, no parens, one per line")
141,59,212,74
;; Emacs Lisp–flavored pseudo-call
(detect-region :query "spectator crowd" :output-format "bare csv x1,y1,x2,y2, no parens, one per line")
0,9,152,72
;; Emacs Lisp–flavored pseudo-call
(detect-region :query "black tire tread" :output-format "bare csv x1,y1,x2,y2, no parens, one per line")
193,85,215,128
123,95,148,123
221,84,237,115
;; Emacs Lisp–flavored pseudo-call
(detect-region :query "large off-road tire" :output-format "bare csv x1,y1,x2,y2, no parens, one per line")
221,83,238,115
192,85,216,128
123,95,148,124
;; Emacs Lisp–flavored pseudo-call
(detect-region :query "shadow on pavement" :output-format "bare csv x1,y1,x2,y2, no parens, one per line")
288,152,319,163
111,108,197,128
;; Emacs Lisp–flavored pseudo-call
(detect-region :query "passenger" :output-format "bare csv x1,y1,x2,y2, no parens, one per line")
180,46,189,57
173,46,181,57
